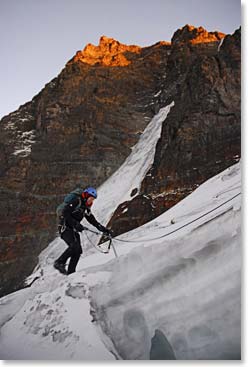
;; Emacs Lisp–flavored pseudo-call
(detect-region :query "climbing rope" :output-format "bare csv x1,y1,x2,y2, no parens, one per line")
82,192,240,249
113,192,241,243
215,185,241,197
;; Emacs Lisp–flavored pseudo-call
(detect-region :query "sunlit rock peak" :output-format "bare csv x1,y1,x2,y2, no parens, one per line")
172,24,226,45
69,26,225,67
72,35,142,66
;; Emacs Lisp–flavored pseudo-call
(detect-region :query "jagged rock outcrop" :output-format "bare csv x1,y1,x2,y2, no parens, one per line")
71,35,170,67
108,25,241,235
0,36,170,296
72,35,142,66
172,25,225,45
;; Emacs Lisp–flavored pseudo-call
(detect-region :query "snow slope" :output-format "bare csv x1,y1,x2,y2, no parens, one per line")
0,161,241,360
89,162,241,360
0,101,241,359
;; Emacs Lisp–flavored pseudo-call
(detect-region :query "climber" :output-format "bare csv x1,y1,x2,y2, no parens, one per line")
54,187,111,275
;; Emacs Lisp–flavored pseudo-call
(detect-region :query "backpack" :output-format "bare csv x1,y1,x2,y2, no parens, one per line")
56,188,84,219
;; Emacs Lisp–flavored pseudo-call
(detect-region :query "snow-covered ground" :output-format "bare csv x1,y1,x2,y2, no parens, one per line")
0,103,241,360
88,162,241,360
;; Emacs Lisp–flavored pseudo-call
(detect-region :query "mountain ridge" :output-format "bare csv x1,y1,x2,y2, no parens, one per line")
68,25,226,67
0,24,240,297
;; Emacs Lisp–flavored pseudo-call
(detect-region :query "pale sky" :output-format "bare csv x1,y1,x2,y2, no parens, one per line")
0,0,241,119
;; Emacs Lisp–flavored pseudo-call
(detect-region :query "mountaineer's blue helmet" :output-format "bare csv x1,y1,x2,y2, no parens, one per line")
83,187,97,199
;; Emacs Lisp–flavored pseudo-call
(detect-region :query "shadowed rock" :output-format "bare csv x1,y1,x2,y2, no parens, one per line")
150,329,176,360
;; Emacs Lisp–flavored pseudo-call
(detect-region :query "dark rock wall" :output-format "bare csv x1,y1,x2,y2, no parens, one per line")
108,26,241,236
0,38,170,296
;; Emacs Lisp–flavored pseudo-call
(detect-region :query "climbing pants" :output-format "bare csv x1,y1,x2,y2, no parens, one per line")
56,227,82,274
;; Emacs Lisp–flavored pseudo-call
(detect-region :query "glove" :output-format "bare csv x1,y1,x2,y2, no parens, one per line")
102,227,112,237
96,223,112,236
74,222,84,232
58,224,66,236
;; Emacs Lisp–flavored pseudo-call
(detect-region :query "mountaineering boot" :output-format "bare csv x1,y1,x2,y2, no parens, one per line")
53,261,67,275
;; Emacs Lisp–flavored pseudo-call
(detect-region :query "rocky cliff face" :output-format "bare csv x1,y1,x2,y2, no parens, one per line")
108,25,241,236
0,36,170,296
0,25,240,297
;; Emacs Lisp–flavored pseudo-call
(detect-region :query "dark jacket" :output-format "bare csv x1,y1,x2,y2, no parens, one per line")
61,195,106,233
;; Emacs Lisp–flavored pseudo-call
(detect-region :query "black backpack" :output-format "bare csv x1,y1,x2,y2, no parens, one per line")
56,188,84,219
